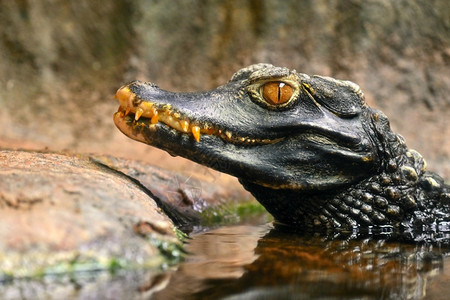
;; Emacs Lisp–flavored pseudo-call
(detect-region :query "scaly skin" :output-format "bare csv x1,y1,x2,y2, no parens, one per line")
113,64,449,241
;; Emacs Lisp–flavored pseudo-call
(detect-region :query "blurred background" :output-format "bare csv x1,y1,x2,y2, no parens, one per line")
0,0,448,181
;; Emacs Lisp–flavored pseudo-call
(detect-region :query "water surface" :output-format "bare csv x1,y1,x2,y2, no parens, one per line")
2,221,449,299
153,223,450,300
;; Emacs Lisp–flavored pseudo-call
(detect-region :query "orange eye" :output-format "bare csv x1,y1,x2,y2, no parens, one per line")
262,81,293,105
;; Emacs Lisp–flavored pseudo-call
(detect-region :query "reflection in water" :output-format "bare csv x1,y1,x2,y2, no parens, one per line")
153,224,450,300
151,225,266,299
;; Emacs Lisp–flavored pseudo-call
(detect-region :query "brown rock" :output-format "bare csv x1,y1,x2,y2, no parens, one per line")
0,150,180,278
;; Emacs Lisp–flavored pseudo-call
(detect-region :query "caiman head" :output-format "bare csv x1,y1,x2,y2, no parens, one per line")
114,64,382,192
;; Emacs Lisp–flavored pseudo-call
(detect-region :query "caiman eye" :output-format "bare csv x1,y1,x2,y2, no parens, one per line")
262,81,294,105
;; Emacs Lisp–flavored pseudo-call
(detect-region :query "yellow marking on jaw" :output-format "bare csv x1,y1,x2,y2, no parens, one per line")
140,102,154,110
362,156,372,162
115,86,135,107
302,83,314,94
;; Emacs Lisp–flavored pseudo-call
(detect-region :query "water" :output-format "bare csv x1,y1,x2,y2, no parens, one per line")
152,223,450,300
2,222,449,299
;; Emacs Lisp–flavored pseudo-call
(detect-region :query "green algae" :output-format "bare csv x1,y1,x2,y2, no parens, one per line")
200,199,272,227
0,234,184,282
0,251,163,282
173,227,189,242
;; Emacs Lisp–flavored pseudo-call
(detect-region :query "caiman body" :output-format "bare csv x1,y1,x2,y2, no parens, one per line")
114,64,449,241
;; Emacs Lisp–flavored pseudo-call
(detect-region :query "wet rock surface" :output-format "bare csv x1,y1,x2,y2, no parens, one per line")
0,150,182,280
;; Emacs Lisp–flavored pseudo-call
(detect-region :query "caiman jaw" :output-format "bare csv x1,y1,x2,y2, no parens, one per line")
114,85,281,145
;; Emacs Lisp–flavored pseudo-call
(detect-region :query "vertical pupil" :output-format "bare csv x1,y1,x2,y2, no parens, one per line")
278,82,285,102
262,81,293,105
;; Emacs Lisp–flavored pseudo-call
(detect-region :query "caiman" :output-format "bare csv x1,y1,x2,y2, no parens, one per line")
113,64,449,241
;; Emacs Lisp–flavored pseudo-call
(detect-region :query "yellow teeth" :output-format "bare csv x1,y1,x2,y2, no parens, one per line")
135,108,144,121
150,108,159,124
225,131,232,139
125,107,131,116
191,125,201,142
180,120,189,132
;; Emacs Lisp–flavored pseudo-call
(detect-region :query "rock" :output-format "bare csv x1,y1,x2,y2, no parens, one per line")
0,150,182,280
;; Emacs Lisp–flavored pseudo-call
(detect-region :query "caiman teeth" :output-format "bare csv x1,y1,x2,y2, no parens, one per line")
115,86,282,145
150,108,158,124
191,125,201,142
179,120,189,132
135,108,144,121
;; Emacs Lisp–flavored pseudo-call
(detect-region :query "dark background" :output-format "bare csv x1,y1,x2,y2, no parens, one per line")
0,0,448,181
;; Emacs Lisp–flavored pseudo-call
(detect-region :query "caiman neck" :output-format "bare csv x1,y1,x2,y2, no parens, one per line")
240,129,449,237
